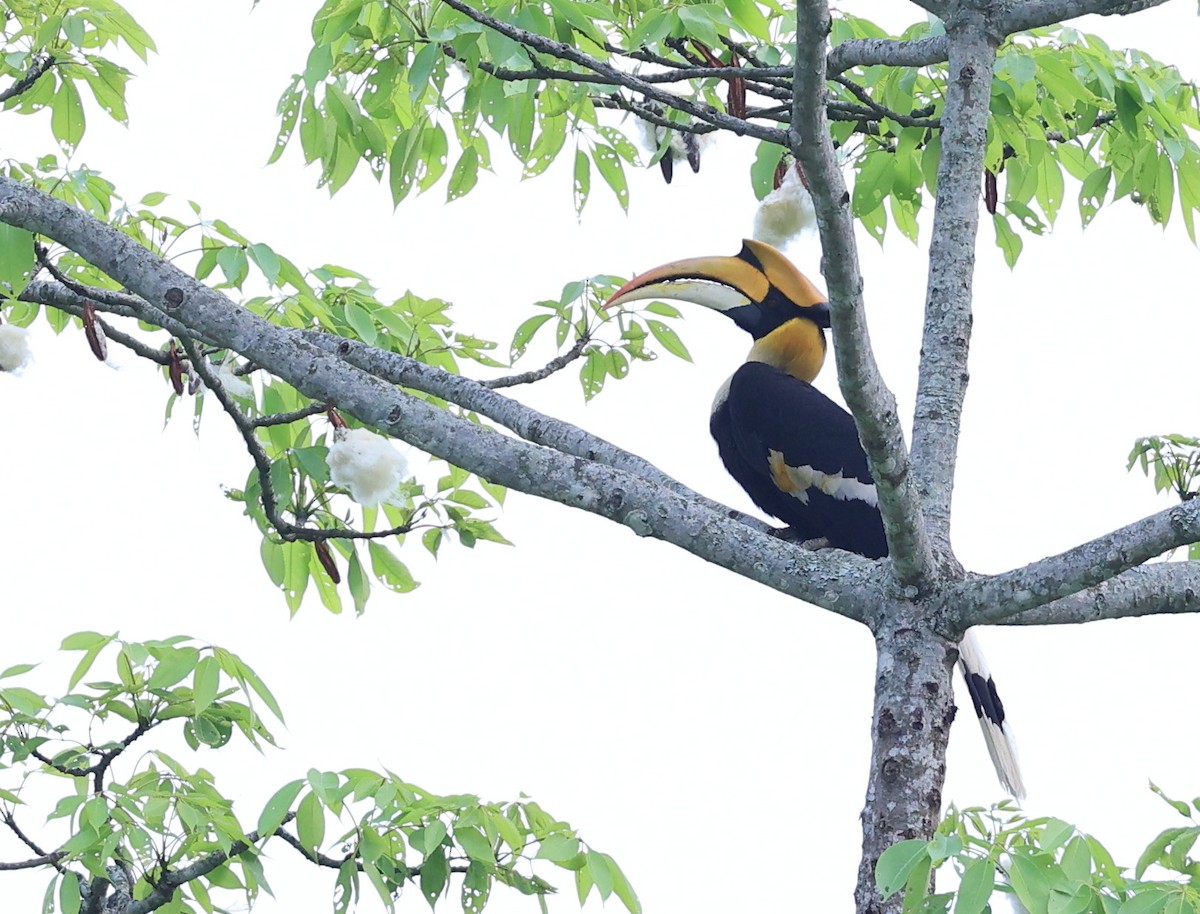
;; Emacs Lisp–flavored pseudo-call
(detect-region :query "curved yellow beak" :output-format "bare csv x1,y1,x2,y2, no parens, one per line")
604,240,827,316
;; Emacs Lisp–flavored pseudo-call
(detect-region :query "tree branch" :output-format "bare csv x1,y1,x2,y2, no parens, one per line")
827,36,949,77
300,332,777,535
907,10,998,561
252,403,329,428
0,53,55,103
792,0,933,587
831,75,941,129
124,816,296,914
953,500,1200,626
1001,562,1200,625
0,811,65,872
0,850,64,871
0,177,882,621
996,0,1174,34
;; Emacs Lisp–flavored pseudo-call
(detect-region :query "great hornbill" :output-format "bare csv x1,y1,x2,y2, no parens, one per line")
606,239,1024,799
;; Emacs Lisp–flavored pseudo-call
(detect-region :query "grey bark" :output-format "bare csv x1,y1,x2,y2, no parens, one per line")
792,0,935,589
908,9,997,564
855,619,957,914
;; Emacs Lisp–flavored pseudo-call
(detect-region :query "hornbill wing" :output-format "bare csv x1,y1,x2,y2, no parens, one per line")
713,362,888,559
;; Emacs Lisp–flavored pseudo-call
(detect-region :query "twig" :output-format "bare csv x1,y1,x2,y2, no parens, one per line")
486,334,590,389
831,75,941,129
180,336,413,544
437,0,788,146
252,403,329,428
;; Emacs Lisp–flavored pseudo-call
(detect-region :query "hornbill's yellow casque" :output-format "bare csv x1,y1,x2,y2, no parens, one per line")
606,239,1024,798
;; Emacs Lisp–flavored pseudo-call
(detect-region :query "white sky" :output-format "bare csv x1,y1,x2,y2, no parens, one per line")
2,2,1199,912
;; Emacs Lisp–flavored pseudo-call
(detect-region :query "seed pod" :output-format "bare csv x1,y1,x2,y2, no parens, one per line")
659,149,675,184
82,302,107,361
168,341,185,395
314,540,341,584
984,169,998,215
726,51,746,120
727,75,746,120
773,157,789,190
682,133,702,173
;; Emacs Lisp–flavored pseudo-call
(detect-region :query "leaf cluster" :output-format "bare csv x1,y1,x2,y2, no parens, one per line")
877,786,1200,914
0,634,636,914
0,0,153,151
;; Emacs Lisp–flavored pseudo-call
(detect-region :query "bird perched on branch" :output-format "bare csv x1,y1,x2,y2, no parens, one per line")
605,239,1024,799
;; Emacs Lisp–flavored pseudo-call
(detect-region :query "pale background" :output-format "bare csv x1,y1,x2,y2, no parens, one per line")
1,2,1198,911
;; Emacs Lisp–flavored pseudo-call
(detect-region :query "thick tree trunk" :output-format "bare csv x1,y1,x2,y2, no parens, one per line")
854,623,956,914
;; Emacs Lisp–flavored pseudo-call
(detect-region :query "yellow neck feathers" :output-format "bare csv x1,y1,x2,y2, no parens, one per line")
747,317,827,383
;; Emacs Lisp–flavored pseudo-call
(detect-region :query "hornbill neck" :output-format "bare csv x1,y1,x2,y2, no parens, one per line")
747,317,827,384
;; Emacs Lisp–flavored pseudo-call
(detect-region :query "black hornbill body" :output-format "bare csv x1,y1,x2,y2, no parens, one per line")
606,239,1024,798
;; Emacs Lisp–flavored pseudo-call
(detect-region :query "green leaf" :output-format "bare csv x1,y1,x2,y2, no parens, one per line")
51,79,86,150
249,242,282,286
954,858,995,914
296,790,325,852
646,319,691,361
510,313,554,361
1151,782,1194,818
993,212,1023,267
725,0,771,40
421,845,449,907
257,779,305,837
192,656,220,716
343,301,378,345
587,849,614,900
1008,854,1055,914
853,154,896,217
147,647,200,690
59,871,81,914
455,825,496,864
607,854,641,914
63,632,116,690
0,224,34,296
1079,166,1111,227
593,144,629,212
448,148,479,202
875,839,928,899
1118,889,1170,914
536,835,580,862
368,542,419,593
573,148,591,216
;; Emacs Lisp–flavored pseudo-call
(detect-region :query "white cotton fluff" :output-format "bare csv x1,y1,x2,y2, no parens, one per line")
668,129,713,166
327,427,409,506
215,358,253,400
752,164,817,250
0,323,31,372
634,117,663,156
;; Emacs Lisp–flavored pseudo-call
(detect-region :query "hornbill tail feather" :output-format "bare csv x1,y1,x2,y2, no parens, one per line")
958,630,1025,799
